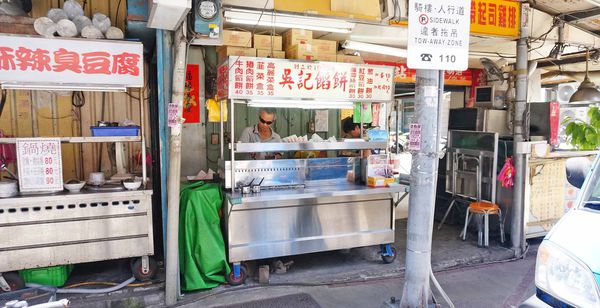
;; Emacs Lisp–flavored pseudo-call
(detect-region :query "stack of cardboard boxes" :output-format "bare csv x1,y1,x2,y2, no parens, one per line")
217,28,363,64
254,33,285,59
217,29,255,63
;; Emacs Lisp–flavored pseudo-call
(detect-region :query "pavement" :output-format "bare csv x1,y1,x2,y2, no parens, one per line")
179,242,538,308
9,219,535,308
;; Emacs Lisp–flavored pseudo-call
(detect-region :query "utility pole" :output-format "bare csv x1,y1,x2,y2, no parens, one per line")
165,22,188,306
511,4,529,258
399,69,441,307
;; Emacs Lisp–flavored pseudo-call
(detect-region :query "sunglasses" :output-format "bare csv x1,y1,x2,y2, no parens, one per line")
259,117,273,125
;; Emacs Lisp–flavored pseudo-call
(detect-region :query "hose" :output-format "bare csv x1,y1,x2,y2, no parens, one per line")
430,266,455,308
26,277,136,294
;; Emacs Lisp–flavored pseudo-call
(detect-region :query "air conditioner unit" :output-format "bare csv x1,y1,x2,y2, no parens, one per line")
147,0,191,31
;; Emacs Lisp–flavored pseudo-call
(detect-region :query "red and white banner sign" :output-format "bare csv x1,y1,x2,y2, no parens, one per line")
0,34,144,87
218,57,395,101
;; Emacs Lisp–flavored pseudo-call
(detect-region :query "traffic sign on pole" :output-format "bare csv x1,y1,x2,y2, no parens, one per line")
407,0,471,70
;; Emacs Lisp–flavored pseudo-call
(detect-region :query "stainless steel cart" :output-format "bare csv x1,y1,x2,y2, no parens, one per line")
216,56,406,285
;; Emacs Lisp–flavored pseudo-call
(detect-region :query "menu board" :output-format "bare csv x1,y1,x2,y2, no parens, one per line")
16,138,63,192
218,57,395,102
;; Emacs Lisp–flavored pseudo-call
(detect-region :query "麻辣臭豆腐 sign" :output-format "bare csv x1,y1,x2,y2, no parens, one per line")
0,34,144,88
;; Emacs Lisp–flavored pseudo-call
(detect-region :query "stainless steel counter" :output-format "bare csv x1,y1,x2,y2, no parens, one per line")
224,182,406,263
226,183,408,204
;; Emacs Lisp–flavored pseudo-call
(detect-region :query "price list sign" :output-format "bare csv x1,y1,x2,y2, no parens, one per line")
16,138,63,192
407,0,471,71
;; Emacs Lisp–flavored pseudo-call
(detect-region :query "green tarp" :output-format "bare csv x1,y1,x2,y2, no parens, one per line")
179,181,230,291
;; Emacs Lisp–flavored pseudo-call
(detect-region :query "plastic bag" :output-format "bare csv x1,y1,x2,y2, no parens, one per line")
498,157,514,188
179,182,230,291
206,98,228,122
353,102,372,124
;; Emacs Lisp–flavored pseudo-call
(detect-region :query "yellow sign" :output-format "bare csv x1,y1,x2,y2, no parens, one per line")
470,0,520,38
390,0,520,38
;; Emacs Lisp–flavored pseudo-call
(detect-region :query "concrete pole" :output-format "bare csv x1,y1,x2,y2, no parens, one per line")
511,8,529,258
165,23,188,306
400,69,440,307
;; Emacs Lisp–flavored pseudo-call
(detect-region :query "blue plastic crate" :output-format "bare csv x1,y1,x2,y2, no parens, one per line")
90,126,140,137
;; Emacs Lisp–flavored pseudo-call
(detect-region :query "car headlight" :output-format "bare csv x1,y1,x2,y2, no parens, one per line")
536,241,600,307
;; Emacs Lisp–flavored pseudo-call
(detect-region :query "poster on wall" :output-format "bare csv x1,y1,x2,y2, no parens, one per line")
183,64,201,124
16,138,63,192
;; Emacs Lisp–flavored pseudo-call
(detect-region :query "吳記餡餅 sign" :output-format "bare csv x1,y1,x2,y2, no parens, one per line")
219,57,395,102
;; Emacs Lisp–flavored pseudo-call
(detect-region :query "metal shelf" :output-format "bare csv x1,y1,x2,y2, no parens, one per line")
232,141,388,153
0,136,141,144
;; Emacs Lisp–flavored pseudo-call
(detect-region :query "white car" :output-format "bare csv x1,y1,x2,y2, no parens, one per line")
521,156,600,307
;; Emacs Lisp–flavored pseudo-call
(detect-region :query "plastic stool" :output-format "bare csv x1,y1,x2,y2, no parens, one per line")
460,201,505,247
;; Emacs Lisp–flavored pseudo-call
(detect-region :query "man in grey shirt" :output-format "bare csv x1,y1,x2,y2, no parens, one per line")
239,108,282,160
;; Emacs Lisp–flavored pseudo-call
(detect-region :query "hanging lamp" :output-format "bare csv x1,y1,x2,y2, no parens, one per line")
569,49,600,104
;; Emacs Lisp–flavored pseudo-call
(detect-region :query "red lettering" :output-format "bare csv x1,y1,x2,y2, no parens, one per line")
15,47,51,72
82,52,111,74
477,2,486,25
333,72,348,92
470,1,476,24
508,6,517,29
112,52,140,76
53,48,81,73
279,68,294,89
316,72,331,90
488,3,496,26
0,47,15,70
498,5,507,28
304,72,313,90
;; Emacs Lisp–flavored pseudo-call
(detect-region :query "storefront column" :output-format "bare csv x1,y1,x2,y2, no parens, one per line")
165,23,188,306
511,5,529,258
400,69,441,307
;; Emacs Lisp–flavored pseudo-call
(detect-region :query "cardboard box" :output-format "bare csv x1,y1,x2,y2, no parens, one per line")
286,44,315,60
283,29,313,48
253,34,283,51
337,54,364,64
223,29,252,47
314,54,337,62
257,49,286,59
313,39,338,55
217,46,256,63
367,176,396,188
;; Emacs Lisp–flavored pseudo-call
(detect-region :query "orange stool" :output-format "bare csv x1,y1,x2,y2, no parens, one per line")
460,201,505,247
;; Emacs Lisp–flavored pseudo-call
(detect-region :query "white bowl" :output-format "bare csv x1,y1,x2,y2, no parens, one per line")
88,172,105,186
64,181,85,193
123,180,142,191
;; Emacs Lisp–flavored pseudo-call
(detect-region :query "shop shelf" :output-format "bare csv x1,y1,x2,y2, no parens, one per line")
233,141,388,153
19,264,74,287
90,126,140,137
0,136,141,144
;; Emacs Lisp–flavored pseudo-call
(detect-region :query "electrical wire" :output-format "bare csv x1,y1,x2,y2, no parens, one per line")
115,0,123,28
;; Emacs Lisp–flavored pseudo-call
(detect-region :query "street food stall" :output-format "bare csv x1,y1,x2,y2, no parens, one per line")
216,56,408,284
0,34,155,290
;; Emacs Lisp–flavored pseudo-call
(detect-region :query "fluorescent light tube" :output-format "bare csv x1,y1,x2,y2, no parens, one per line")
342,40,408,58
1,83,127,92
248,99,353,110
224,9,355,34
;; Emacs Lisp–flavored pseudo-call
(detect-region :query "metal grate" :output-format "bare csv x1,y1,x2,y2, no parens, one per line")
0,199,142,215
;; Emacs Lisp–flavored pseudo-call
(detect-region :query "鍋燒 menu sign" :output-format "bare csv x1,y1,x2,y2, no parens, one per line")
218,57,395,102
16,138,63,192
